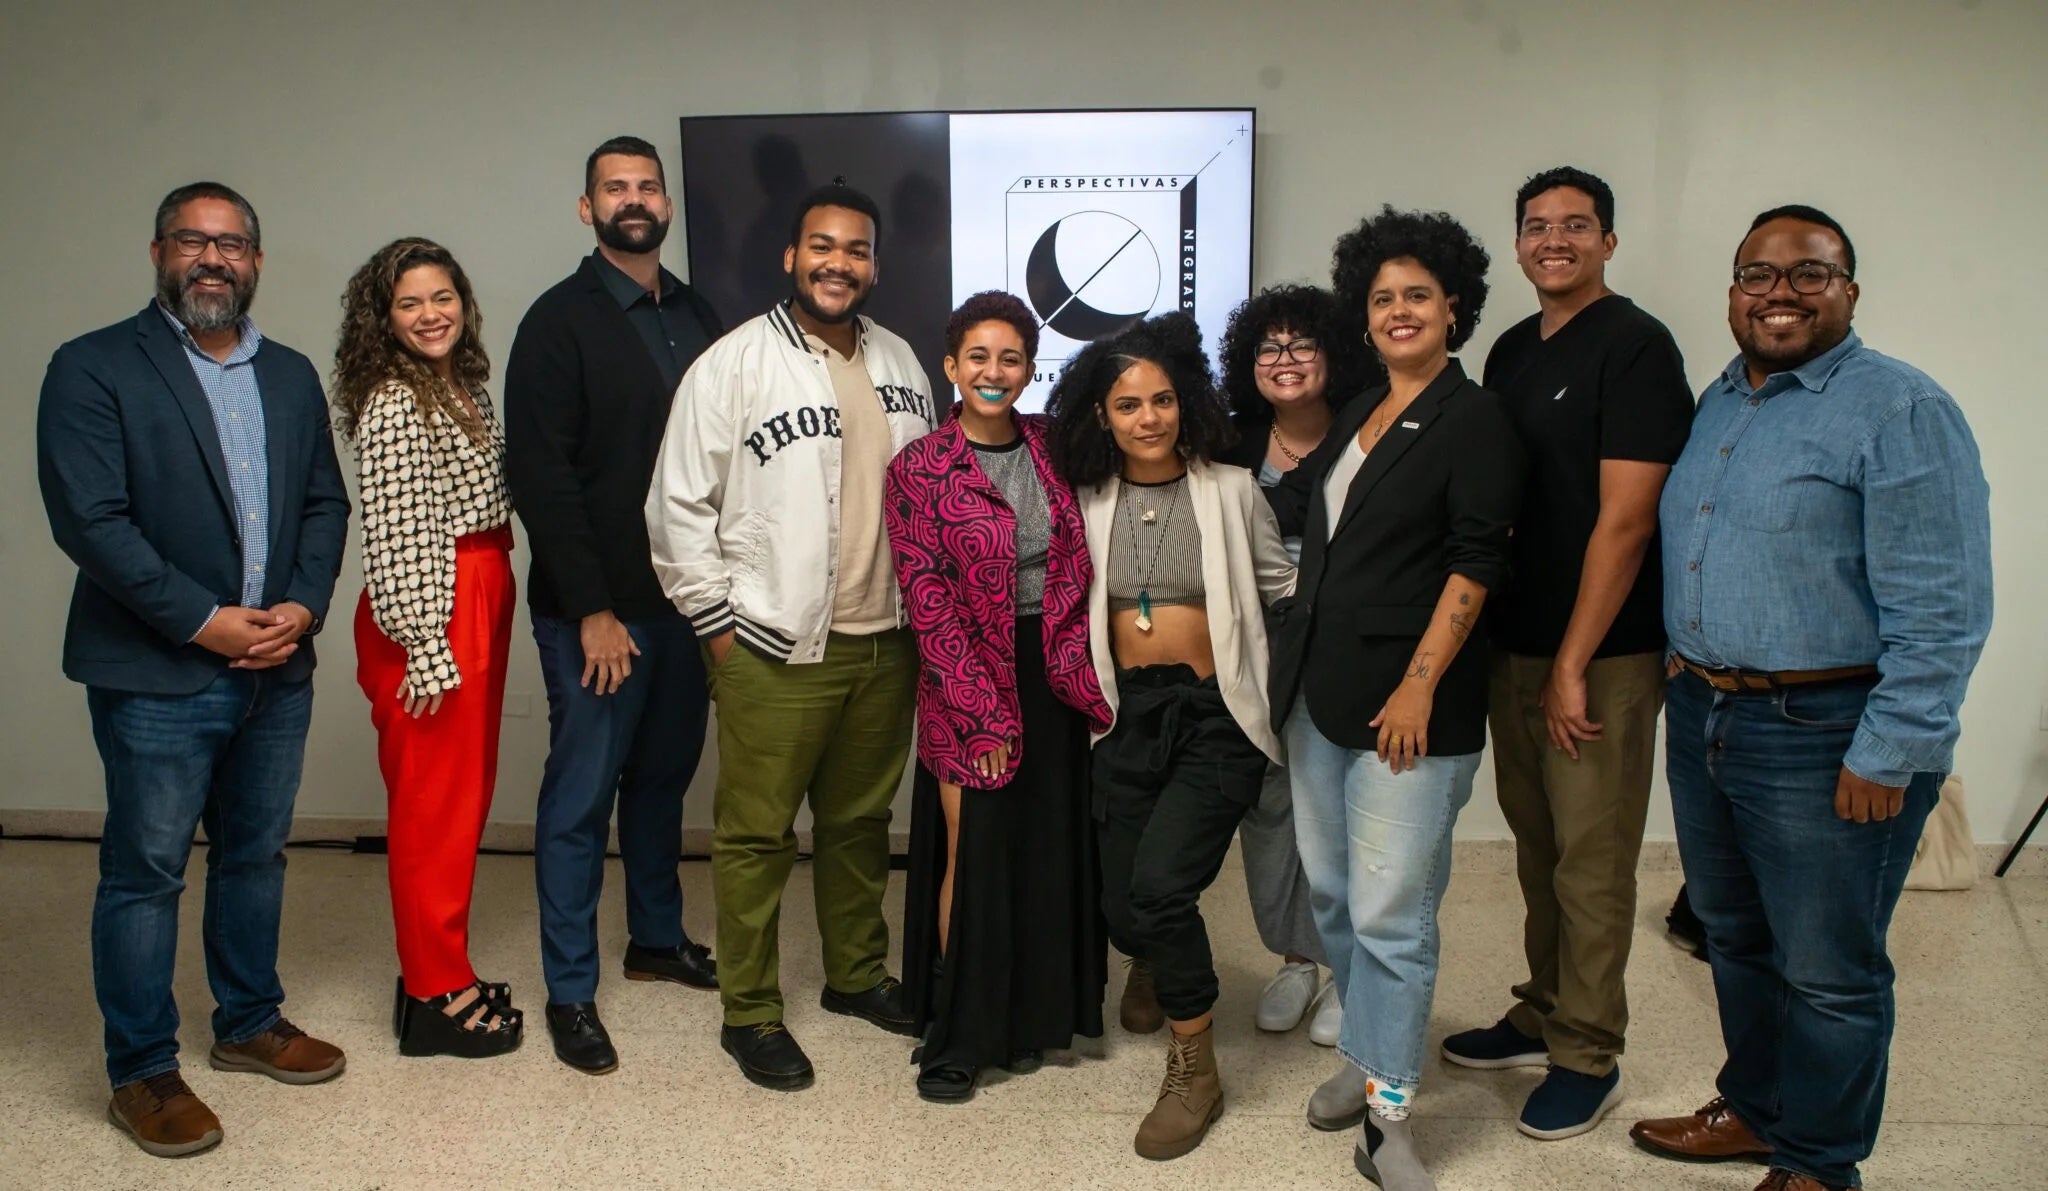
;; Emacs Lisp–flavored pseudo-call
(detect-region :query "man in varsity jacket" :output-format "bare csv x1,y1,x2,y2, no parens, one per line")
646,181,935,1090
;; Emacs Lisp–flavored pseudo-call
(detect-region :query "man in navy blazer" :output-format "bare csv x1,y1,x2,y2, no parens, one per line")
36,182,351,1158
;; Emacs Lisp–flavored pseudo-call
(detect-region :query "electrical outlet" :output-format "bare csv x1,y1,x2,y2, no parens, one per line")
504,693,532,719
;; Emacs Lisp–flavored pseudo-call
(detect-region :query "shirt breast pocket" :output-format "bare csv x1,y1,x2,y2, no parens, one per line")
1722,454,1829,534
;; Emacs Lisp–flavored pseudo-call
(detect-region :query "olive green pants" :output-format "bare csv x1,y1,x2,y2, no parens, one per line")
1488,651,1663,1076
709,630,915,1026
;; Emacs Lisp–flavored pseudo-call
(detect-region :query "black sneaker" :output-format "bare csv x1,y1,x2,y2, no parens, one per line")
545,1002,618,1075
623,939,718,990
1666,886,1710,961
820,975,916,1036
721,1022,815,1090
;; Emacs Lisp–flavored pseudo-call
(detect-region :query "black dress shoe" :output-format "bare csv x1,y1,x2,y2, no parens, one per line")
720,1022,814,1090
623,940,718,990
545,1002,618,1075
821,975,916,1036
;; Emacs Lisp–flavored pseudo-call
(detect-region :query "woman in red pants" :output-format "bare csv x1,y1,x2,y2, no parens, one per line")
333,238,521,1057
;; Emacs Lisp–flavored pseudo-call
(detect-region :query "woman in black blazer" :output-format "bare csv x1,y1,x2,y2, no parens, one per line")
1266,207,1525,1191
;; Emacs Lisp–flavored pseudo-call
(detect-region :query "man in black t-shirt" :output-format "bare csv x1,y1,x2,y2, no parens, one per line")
1439,167,1695,1142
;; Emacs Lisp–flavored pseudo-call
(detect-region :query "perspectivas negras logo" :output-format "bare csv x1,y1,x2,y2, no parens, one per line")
1008,175,1199,347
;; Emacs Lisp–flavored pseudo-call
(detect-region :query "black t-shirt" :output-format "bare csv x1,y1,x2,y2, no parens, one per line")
1484,294,1694,658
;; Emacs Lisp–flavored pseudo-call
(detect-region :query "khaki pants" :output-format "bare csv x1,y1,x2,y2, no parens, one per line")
1488,651,1662,1076
709,630,915,1026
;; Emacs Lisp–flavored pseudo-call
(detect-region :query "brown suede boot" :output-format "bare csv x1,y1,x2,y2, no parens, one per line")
1119,959,1164,1034
1133,1025,1223,1160
208,1018,346,1085
108,1071,223,1157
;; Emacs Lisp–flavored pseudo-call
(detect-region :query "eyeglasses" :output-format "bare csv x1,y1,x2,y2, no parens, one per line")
1517,218,1605,241
1733,261,1852,296
1255,338,1321,366
161,230,254,261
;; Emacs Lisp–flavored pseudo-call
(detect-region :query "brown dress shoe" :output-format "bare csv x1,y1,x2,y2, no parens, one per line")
208,1017,346,1085
1120,959,1164,1035
1630,1096,1773,1162
108,1072,223,1158
1133,1025,1223,1161
1756,1171,1847,1191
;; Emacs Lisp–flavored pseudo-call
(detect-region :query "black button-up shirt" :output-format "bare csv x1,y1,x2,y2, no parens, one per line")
589,249,709,393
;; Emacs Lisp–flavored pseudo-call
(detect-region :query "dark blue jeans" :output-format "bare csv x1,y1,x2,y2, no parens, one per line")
87,670,313,1088
1665,670,1938,1189
532,613,709,1003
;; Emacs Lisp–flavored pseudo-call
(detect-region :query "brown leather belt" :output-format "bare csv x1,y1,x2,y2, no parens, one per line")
1673,655,1878,693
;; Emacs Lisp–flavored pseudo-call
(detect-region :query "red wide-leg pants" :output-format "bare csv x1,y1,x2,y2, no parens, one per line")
354,526,515,999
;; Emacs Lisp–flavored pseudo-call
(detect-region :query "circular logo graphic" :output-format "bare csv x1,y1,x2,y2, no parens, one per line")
1024,210,1160,342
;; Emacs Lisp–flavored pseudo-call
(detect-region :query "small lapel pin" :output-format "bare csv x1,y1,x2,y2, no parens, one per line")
1400,420,1420,429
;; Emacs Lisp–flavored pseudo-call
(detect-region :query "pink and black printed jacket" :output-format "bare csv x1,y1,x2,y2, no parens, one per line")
884,413,1111,789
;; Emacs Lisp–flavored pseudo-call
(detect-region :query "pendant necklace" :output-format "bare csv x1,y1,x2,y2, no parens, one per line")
1121,475,1183,632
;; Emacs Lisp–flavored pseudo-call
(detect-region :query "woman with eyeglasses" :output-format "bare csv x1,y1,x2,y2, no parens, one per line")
1046,312,1295,1161
333,238,522,1058
883,292,1112,1104
1266,208,1525,1190
1215,285,1381,1049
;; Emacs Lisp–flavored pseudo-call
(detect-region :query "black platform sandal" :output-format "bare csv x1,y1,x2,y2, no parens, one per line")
397,982,524,1058
916,1061,977,1103
393,977,512,1038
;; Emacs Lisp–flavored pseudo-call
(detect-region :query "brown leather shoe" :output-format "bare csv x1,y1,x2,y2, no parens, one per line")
208,1017,346,1085
108,1072,223,1158
1120,959,1164,1035
1630,1096,1773,1162
1755,1171,1847,1191
1133,1025,1223,1160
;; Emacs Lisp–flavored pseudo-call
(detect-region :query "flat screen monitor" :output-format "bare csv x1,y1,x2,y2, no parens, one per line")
679,108,1255,411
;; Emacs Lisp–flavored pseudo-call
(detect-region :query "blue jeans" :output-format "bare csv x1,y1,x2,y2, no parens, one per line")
87,670,313,1088
532,613,709,1003
1286,704,1480,1093
1665,671,1938,1189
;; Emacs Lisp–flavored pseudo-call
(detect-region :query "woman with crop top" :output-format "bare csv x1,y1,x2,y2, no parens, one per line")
882,292,1111,1104
1045,313,1295,1161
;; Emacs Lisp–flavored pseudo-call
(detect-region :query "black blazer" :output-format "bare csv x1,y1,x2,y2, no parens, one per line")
1266,359,1525,755
503,256,723,622
36,306,350,695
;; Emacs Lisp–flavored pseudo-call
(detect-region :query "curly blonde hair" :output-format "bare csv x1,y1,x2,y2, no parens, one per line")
332,237,490,441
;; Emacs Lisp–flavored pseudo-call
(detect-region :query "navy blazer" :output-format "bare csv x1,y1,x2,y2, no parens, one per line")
36,305,351,694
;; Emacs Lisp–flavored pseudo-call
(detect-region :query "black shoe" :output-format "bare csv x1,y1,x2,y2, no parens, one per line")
545,1002,618,1075
916,1061,977,1103
720,1022,815,1090
1006,1049,1044,1075
1667,886,1711,962
397,984,523,1059
623,940,719,990
820,975,915,1036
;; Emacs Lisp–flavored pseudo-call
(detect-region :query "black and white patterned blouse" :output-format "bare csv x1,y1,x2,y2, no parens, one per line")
355,380,510,696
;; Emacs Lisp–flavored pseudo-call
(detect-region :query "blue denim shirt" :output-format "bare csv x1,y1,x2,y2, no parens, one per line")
1661,332,1992,786
158,304,269,613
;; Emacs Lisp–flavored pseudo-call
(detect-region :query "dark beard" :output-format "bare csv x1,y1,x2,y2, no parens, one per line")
791,277,868,326
595,205,670,253
156,262,256,334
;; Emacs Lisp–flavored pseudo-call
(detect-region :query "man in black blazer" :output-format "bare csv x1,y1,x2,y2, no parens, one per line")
504,136,724,1075
36,182,351,1158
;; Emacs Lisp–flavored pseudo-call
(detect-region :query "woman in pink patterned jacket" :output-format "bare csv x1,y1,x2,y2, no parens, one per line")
883,291,1112,1104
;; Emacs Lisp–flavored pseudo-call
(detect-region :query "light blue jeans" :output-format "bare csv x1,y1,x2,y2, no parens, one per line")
1287,704,1479,1095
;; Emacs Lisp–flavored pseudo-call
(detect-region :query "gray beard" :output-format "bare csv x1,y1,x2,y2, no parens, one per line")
158,267,256,334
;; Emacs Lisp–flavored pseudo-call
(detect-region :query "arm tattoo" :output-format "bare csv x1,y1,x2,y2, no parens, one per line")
1449,611,1474,643
1458,591,1472,607
1406,651,1435,680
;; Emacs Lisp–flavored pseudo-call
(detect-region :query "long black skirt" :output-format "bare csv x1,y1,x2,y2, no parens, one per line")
903,614,1106,1072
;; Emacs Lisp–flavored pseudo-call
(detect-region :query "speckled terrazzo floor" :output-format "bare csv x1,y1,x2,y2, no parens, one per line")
1,838,2041,1190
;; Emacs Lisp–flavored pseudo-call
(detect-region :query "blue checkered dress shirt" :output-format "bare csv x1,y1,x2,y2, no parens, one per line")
159,303,270,611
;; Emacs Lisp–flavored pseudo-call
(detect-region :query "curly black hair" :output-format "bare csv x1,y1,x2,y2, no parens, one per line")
1515,166,1614,233
1218,284,1381,425
1331,205,1491,354
944,290,1038,362
1045,312,1236,489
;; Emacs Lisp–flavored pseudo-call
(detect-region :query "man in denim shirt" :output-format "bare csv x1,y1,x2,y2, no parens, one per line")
1630,206,1992,1191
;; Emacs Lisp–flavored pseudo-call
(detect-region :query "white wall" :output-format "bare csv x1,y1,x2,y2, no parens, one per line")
4,0,2044,843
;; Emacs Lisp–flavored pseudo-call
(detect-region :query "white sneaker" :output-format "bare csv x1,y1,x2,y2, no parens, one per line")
1255,961,1319,1032
1308,980,1342,1047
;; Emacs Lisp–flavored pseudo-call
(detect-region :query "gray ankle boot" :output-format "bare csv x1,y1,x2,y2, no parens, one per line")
1307,1061,1370,1131
1354,1110,1435,1190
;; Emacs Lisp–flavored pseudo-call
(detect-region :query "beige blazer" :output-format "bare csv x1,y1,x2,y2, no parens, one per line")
1080,459,1297,763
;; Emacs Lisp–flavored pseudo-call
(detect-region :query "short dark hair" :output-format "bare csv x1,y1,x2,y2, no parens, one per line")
585,136,665,196
1045,312,1236,489
1218,284,1382,426
1741,204,1857,276
1515,166,1615,233
944,290,1039,362
1332,205,1492,354
154,181,260,249
788,178,882,251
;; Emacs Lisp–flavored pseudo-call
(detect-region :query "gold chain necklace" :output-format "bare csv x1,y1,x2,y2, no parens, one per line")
1269,422,1307,464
